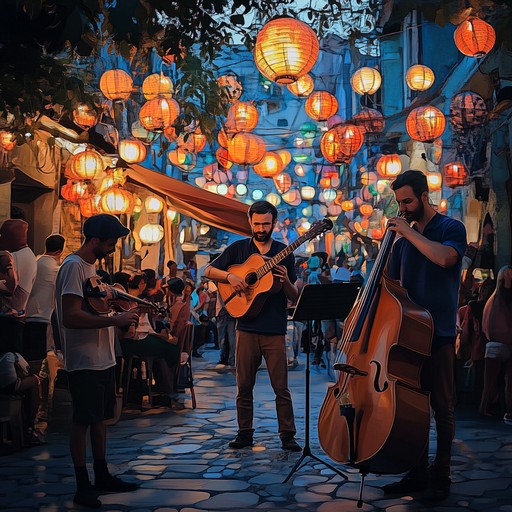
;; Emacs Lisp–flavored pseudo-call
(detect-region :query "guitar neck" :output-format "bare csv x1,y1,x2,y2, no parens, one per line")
256,234,310,279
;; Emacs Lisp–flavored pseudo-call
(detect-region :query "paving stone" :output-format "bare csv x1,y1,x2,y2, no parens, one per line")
195,491,259,509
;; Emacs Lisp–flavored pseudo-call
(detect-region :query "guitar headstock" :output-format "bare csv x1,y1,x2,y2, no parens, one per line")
308,218,334,238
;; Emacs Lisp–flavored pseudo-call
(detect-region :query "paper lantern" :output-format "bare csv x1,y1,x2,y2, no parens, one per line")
426,171,442,191
99,187,134,214
352,107,385,134
145,196,164,213
236,183,248,196
351,67,381,95
253,151,284,178
300,186,316,200
177,129,207,153
61,180,93,202
277,149,292,167
217,74,243,102
79,196,102,218
359,203,374,217
98,168,126,194
225,101,259,133
68,149,104,181
228,132,266,166
438,198,448,213
99,69,133,101
216,147,233,169
0,131,15,151
168,149,196,171
320,124,364,164
281,188,302,206
450,92,487,130
376,154,402,178
273,172,292,194
406,106,446,142
287,74,315,97
73,103,98,128
266,192,282,206
139,223,164,244
119,139,147,163
443,162,468,188
254,17,319,85
142,73,173,100
405,65,435,91
217,128,230,148
139,98,180,131
454,17,495,58
341,199,354,211
305,91,338,122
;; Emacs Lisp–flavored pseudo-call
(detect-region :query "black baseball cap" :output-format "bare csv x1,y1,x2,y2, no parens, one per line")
83,214,130,239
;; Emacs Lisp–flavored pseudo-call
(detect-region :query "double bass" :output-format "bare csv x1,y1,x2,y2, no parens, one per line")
317,216,434,481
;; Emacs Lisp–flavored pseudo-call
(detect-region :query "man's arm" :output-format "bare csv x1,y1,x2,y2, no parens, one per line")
62,294,139,329
273,265,299,302
388,217,460,268
204,265,248,292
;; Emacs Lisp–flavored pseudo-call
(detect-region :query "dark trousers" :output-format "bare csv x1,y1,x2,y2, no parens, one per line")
235,330,296,435
417,341,456,479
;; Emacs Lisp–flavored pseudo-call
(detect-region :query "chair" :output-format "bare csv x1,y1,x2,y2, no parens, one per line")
122,355,160,410
0,394,24,453
176,322,196,409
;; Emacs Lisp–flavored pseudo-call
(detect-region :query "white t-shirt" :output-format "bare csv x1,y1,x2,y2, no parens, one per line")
26,255,59,322
11,246,37,314
56,254,115,372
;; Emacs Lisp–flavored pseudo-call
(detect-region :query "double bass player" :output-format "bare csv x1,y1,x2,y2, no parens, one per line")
383,170,467,502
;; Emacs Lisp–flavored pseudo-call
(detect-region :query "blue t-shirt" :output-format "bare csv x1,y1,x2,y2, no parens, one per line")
210,238,296,335
387,213,467,340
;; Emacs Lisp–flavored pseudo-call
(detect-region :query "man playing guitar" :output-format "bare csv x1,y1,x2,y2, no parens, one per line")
204,200,301,451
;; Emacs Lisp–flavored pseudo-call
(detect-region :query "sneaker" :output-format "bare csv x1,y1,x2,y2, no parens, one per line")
74,487,101,508
503,413,512,425
228,433,253,449
94,474,139,493
281,434,302,452
381,471,429,495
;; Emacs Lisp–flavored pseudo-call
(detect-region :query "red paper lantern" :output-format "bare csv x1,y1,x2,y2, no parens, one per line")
305,91,338,122
376,154,402,178
443,162,468,188
139,98,180,131
320,124,364,164
454,17,496,58
352,107,385,134
450,92,487,130
225,102,259,133
406,106,446,142
253,152,284,178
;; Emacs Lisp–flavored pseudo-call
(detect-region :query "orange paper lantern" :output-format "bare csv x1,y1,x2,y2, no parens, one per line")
287,74,315,97
61,180,93,202
68,149,104,181
216,147,233,169
273,172,292,194
254,17,319,85
305,91,338,122
253,151,284,178
225,102,259,133
139,98,180,131
351,67,381,95
142,73,173,100
406,106,446,142
99,187,134,215
443,162,468,188
454,17,496,58
320,124,364,164
73,103,98,128
119,139,147,163
352,107,385,134
405,65,435,91
376,154,402,178
99,69,133,101
228,133,266,166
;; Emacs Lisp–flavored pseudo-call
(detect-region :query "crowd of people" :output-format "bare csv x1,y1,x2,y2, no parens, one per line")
0,176,511,507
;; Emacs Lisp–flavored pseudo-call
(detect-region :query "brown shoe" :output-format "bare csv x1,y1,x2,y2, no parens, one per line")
228,433,253,449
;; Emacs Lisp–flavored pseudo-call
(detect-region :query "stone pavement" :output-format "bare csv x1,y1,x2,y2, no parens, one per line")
1,347,512,511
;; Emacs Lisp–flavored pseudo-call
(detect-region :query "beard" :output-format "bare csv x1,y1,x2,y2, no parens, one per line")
253,230,272,243
403,200,425,223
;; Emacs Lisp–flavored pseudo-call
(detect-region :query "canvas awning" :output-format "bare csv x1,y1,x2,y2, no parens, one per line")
125,163,252,237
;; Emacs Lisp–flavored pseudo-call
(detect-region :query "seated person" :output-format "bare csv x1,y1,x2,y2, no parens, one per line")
120,273,186,410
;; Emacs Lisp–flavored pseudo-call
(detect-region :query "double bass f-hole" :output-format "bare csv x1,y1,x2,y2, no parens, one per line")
370,360,389,393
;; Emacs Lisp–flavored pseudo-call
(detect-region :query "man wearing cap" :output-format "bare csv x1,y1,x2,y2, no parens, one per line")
55,214,139,508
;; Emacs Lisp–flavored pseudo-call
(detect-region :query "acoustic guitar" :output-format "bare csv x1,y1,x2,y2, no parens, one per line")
217,218,333,319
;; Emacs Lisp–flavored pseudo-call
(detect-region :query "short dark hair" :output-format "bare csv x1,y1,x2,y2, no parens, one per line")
391,170,429,199
248,200,278,221
142,268,156,288
166,260,177,269
127,272,147,290
45,234,65,253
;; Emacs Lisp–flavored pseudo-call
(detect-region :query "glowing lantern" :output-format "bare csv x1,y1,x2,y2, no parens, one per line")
99,187,134,215
287,74,315,97
352,107,385,134
228,133,266,166
300,186,316,200
360,171,377,186
139,98,180,131
61,181,92,202
277,149,292,167
145,196,164,213
252,189,264,200
68,149,104,181
282,188,302,206
406,65,435,91
253,151,284,178
450,92,487,130
177,129,207,153
322,188,337,202
168,149,196,171
236,183,248,196
273,172,292,194
320,124,364,164
0,131,15,151
454,17,495,58
438,198,448,212
370,228,383,240
99,69,133,101
119,139,147,164
266,192,282,206
79,196,102,218
142,73,173,100
99,168,126,194
139,223,164,244
341,199,354,211
254,17,319,84
216,183,229,196
218,128,230,148
294,164,306,177
217,74,243,103
426,171,443,191
359,203,374,217
225,101,259,132
73,103,97,128
443,162,468,188
406,106,446,142
350,67,381,95
377,154,402,178
305,91,338,122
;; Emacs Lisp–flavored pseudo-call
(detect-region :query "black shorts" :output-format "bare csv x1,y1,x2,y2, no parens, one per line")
67,366,116,425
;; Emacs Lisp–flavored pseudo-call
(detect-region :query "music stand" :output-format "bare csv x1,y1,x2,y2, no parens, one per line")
283,282,361,483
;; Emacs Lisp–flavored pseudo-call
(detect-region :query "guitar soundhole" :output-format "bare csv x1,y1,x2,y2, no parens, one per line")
245,272,258,285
